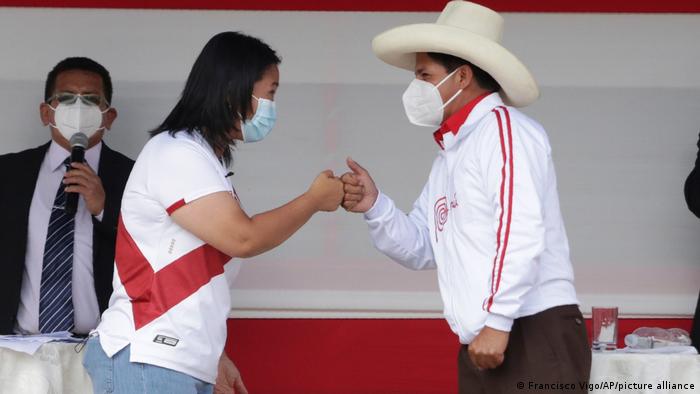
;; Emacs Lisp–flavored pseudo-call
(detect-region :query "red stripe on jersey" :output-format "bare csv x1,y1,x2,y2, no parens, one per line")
166,198,186,215
115,216,230,330
130,244,228,329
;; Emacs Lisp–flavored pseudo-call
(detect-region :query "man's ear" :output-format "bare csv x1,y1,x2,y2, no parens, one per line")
103,107,118,130
39,102,52,126
458,65,474,89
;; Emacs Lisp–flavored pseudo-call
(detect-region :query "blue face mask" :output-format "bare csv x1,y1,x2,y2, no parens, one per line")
241,96,276,143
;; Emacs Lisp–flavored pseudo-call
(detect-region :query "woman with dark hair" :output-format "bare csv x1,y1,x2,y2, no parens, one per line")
82,32,344,394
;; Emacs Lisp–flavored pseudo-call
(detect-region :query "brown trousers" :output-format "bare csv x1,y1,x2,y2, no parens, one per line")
458,305,591,394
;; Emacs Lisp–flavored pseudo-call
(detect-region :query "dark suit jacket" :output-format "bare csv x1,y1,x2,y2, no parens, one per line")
686,133,700,218
684,132,700,350
0,142,134,334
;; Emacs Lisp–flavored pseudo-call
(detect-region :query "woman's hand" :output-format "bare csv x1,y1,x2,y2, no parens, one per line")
307,170,344,212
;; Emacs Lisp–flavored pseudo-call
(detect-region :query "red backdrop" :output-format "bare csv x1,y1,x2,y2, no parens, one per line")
1,0,699,12
225,317,693,394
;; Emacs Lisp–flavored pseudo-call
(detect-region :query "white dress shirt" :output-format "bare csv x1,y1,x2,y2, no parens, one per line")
15,140,104,334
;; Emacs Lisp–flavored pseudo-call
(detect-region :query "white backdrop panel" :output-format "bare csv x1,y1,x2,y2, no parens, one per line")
0,8,698,316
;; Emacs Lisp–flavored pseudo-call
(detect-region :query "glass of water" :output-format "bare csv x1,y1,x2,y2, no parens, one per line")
592,306,618,351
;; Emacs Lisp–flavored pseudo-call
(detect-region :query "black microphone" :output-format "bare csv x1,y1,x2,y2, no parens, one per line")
64,132,88,216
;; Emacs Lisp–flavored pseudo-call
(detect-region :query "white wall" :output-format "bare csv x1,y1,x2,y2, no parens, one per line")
1,8,699,317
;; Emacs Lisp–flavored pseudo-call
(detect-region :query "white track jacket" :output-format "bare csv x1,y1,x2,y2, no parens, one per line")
364,93,579,344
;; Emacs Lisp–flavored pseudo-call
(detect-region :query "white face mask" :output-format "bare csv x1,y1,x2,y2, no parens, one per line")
402,68,463,128
49,100,108,141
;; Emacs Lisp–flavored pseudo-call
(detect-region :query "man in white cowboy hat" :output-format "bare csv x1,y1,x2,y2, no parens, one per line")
341,1,590,392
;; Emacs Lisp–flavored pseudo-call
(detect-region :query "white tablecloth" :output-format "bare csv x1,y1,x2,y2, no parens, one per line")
1,343,699,393
590,352,700,394
0,342,92,394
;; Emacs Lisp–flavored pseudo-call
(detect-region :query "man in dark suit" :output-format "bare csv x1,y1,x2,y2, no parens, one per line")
685,132,700,351
0,57,134,335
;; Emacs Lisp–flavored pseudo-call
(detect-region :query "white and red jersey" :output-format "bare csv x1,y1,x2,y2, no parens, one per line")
365,92,579,344
95,130,239,383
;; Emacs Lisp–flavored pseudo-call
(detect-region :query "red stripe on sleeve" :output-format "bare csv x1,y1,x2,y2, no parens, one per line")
487,109,507,310
166,198,186,215
494,107,515,296
486,107,514,312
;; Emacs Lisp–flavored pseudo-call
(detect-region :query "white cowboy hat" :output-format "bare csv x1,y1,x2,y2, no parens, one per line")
372,1,539,107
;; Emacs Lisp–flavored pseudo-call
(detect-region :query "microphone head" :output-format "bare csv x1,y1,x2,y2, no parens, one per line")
69,132,89,149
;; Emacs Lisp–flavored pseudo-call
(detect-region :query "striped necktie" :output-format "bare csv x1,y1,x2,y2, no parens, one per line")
39,158,75,333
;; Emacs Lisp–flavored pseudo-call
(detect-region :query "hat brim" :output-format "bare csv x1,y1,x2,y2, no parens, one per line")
372,23,539,107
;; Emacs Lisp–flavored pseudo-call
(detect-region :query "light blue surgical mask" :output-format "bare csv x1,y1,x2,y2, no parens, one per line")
241,95,276,143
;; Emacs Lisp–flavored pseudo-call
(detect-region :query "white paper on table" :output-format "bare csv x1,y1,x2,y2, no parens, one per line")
615,345,698,354
0,331,82,355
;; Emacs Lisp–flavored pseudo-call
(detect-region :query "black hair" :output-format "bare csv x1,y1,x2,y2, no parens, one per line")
44,57,113,103
426,52,500,93
151,31,281,164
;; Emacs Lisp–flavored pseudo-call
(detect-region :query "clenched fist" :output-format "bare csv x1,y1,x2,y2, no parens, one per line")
340,157,378,213
307,170,344,212
468,326,510,370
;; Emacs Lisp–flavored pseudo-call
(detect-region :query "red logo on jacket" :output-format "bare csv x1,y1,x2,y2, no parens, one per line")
434,194,458,242
434,197,448,242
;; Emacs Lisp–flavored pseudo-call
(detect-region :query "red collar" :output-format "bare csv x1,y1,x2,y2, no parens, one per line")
433,92,491,149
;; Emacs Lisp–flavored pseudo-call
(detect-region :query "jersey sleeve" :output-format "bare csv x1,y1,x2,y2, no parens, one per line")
147,138,230,215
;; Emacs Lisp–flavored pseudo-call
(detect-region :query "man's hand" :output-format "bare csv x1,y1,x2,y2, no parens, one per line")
63,162,105,216
214,352,248,394
340,157,378,213
468,326,510,370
